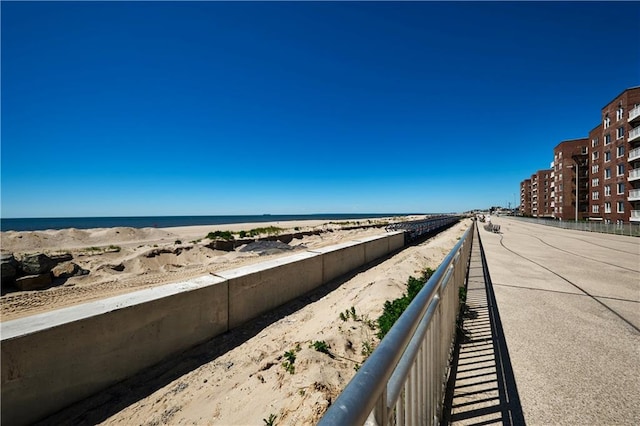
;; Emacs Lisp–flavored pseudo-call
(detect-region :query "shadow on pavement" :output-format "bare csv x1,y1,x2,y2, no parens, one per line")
441,228,525,426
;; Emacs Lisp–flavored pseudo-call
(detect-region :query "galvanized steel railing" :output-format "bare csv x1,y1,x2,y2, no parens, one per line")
386,216,460,242
318,221,475,426
512,216,640,237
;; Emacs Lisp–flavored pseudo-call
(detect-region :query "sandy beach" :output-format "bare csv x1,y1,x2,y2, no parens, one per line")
1,216,425,321
21,218,470,425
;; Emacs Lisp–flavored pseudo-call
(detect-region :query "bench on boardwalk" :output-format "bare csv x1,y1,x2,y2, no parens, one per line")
484,223,501,233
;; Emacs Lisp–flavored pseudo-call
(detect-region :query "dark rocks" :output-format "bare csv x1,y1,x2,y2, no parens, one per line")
144,248,173,258
239,241,294,255
21,253,56,275
52,262,89,279
15,273,52,291
49,253,73,264
3,251,83,291
97,263,125,272
1,252,19,283
213,240,235,252
277,234,294,244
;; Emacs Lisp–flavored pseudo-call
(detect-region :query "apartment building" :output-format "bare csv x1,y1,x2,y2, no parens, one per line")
520,179,532,216
519,86,640,224
530,169,553,218
552,139,589,221
588,87,640,224
629,100,640,223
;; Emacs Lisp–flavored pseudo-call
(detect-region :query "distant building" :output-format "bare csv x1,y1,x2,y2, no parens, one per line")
588,87,640,224
520,178,531,216
530,169,553,218
519,86,640,224
552,139,589,221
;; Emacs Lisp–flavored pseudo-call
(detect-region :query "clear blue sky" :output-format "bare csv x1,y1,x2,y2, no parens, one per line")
2,1,639,218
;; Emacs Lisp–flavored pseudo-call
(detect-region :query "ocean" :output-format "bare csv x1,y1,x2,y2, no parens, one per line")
0,213,414,232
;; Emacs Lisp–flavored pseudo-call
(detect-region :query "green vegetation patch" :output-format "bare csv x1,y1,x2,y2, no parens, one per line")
376,268,435,340
206,230,234,240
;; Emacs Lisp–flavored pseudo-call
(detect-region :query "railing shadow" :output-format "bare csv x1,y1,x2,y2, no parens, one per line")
441,229,525,426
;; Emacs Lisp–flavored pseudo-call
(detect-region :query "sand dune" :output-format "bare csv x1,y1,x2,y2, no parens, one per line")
1,217,424,321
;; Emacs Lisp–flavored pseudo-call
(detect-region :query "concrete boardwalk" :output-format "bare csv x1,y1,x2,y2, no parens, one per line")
445,217,639,425
442,223,525,425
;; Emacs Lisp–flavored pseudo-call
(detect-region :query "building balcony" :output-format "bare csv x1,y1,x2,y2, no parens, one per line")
629,168,640,182
629,147,640,162
631,210,640,222
629,105,640,124
630,126,640,143
629,189,640,201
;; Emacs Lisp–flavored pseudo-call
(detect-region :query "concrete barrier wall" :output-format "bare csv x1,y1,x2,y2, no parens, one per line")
388,231,405,252
355,235,390,264
309,240,366,283
218,252,323,329
1,276,228,426
1,231,407,425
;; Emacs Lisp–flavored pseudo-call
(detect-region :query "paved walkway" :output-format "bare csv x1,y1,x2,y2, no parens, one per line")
446,217,639,425
442,223,524,425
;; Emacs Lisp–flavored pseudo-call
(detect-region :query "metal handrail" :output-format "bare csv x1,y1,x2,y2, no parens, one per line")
318,221,474,426
512,216,640,237
386,216,460,242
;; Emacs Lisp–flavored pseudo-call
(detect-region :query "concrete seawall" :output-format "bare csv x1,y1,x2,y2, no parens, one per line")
1,231,405,425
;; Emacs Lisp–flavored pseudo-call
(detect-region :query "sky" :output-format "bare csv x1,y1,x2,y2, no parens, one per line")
2,1,639,218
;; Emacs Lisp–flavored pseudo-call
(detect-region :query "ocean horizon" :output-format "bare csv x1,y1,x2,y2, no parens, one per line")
0,213,429,232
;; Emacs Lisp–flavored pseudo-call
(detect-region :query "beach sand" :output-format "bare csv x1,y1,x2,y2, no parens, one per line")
26,218,471,425
1,216,425,321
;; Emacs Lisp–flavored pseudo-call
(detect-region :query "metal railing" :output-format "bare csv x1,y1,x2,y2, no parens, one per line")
512,216,640,237
386,216,460,242
318,221,475,426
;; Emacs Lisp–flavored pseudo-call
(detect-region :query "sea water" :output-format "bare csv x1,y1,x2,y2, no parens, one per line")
1,213,413,232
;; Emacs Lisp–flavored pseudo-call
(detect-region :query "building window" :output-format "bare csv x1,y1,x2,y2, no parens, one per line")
604,133,611,145
604,185,611,196
617,126,625,139
617,164,625,176
604,151,611,162
592,178,599,187
592,165,599,174
617,183,625,194
592,137,599,147
604,114,610,128
604,202,611,213
617,106,624,121
592,151,599,160
592,205,599,214
605,168,611,179
592,191,599,200
617,201,624,213
617,145,625,157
